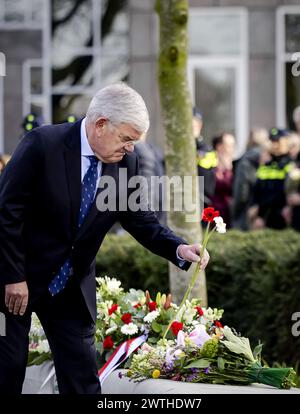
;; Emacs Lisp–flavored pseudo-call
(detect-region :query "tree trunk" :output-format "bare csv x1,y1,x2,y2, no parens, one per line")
156,0,207,305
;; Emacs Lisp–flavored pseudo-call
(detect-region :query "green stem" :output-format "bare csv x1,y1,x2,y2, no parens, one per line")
162,222,211,339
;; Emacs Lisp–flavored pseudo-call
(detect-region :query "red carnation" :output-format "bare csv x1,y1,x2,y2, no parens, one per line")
148,301,157,312
171,321,183,336
121,313,132,324
202,207,220,222
103,336,114,349
134,303,141,309
215,320,223,328
108,304,118,316
195,306,204,316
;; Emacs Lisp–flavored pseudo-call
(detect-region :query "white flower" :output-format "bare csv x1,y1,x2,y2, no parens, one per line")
216,222,226,234
121,323,139,335
106,278,122,295
213,216,224,225
37,339,50,354
182,307,197,324
143,310,160,323
176,330,186,347
213,216,226,233
105,325,118,335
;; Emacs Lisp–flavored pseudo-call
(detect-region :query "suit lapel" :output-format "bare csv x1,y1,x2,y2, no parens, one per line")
63,120,82,236
75,161,119,241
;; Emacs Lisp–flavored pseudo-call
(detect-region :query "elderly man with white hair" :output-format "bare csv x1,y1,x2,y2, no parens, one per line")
0,82,209,394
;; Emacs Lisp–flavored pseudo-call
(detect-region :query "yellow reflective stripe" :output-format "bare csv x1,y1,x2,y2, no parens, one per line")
256,163,292,180
198,151,218,169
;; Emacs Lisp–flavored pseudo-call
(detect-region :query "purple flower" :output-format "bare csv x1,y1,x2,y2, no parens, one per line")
204,367,210,374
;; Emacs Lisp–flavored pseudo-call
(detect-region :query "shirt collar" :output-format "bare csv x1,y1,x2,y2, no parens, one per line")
80,117,95,157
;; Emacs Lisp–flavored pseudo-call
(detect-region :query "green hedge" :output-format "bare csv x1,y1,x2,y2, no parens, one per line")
96,229,300,367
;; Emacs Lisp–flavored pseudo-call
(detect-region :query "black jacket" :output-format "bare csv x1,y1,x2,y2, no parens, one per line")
0,120,189,321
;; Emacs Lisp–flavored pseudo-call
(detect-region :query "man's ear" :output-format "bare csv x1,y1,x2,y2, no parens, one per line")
95,117,108,137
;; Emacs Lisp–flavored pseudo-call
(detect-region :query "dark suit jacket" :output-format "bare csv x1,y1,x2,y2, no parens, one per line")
0,120,189,321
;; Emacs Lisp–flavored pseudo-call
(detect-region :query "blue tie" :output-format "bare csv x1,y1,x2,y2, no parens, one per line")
48,155,99,296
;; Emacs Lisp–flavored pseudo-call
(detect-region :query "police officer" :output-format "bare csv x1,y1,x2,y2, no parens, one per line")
250,128,293,229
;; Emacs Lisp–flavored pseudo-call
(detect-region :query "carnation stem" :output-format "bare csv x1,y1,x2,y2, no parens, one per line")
162,222,211,339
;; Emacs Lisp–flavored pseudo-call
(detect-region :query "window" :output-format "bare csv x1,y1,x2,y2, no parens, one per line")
188,8,248,158
276,6,300,129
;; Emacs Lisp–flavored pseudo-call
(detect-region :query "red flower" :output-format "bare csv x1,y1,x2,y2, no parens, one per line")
108,304,118,315
215,321,223,328
148,301,157,312
171,321,183,336
121,313,132,324
134,303,141,309
195,306,204,316
103,336,114,349
202,207,220,222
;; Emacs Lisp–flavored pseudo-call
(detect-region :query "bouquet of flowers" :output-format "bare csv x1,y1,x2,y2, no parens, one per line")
28,313,52,366
127,321,296,389
95,276,222,364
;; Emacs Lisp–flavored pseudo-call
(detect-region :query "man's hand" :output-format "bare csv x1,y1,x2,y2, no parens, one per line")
5,281,29,316
178,244,210,271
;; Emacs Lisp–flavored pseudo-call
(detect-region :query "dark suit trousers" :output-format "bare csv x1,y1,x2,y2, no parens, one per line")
0,278,101,394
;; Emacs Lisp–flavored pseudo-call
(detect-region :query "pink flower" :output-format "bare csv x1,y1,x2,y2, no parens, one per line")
188,325,211,347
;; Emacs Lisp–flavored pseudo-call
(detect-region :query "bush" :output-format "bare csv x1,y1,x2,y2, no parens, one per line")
96,229,300,367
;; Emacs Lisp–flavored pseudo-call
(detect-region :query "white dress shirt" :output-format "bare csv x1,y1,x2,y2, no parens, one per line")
80,117,102,196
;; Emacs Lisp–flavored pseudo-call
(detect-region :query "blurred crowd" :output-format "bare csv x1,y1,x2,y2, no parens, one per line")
194,106,300,232
2,108,300,233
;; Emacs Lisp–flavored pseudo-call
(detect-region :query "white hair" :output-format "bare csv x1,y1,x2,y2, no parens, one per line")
86,82,150,133
293,105,300,123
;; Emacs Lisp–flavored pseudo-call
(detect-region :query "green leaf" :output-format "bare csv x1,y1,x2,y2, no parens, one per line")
151,320,162,333
185,359,211,369
147,336,159,344
27,352,52,366
253,344,263,359
217,357,225,371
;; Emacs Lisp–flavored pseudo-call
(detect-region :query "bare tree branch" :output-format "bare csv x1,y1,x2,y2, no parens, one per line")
52,0,86,32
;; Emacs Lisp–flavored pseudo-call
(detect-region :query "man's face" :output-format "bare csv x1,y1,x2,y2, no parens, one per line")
295,116,300,134
219,134,235,158
192,117,203,138
88,119,142,163
270,137,289,156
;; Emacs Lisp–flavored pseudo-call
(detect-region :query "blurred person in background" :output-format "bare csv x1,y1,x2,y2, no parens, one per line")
282,132,300,231
292,106,300,136
287,132,300,162
232,128,269,230
249,128,292,230
0,155,6,175
208,133,235,227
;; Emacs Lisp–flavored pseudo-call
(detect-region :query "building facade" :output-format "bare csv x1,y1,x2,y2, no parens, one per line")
0,0,300,156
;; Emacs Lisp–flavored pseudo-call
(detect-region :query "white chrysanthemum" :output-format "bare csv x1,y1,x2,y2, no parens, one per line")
143,310,160,323
121,323,138,335
37,339,50,354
